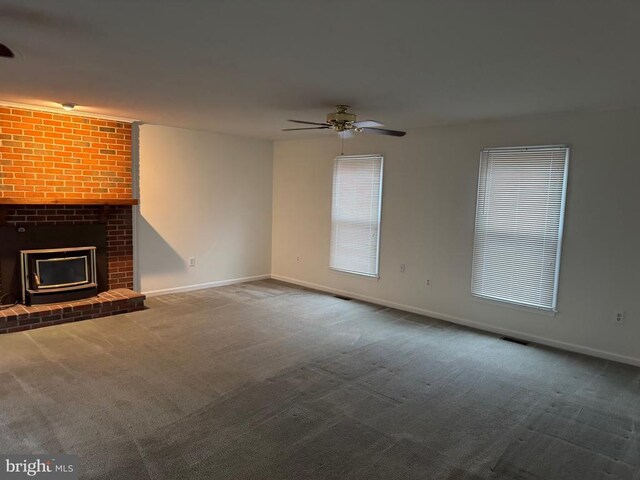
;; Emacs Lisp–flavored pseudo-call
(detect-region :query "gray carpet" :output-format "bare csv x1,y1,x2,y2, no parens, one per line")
0,280,638,479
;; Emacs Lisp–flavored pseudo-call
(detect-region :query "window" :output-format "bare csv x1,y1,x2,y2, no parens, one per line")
330,154,383,277
471,145,569,311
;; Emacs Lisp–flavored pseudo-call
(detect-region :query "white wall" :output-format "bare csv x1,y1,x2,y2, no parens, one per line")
137,124,273,295
272,110,640,365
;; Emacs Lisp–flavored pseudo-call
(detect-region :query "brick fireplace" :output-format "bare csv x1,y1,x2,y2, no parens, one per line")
0,105,144,333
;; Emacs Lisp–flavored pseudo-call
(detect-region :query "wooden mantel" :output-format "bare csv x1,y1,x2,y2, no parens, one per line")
0,198,138,206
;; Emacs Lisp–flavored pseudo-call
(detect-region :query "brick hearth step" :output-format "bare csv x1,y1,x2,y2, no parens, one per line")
0,289,145,334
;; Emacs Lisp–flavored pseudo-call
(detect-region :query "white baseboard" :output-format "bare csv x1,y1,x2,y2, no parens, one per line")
271,274,640,368
143,274,271,297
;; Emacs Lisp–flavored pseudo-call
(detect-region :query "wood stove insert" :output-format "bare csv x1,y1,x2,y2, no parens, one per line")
0,224,108,306
20,246,98,305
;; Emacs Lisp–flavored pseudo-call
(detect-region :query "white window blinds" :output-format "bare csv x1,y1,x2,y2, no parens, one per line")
471,145,569,311
330,154,383,277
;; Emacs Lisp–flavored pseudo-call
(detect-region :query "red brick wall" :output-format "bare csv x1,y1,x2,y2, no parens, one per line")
1,205,133,290
0,106,132,200
0,106,135,294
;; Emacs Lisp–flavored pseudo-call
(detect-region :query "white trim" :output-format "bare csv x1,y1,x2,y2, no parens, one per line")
374,155,384,277
553,146,571,310
0,100,140,123
270,274,640,368
481,144,569,152
131,122,141,292
329,267,381,281
472,295,557,317
329,267,379,279
143,274,271,297
471,292,557,314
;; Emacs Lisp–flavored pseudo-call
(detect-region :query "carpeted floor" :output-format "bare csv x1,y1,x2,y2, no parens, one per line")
0,280,638,479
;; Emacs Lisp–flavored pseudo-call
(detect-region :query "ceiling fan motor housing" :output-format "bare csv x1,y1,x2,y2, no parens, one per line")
327,105,356,131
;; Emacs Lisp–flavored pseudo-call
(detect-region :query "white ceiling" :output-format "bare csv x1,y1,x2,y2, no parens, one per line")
1,0,639,140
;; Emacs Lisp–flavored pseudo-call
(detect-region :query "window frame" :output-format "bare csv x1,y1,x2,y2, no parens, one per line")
329,154,384,279
470,144,570,312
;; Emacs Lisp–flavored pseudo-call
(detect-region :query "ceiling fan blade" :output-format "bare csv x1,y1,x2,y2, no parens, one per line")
282,127,330,131
362,127,406,137
287,119,331,126
0,43,14,58
353,120,383,128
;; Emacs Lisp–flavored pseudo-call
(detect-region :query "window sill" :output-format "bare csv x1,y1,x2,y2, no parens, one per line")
330,267,380,281
472,294,557,317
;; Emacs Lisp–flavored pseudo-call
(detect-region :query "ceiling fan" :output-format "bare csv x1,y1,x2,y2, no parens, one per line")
283,105,406,137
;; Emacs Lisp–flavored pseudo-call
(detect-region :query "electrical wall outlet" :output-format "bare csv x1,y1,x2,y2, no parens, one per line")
296,255,301,263
400,264,406,273
426,279,432,287
188,257,196,267
614,311,625,325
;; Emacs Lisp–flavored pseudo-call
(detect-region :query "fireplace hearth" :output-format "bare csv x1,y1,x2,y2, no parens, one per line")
0,221,145,334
